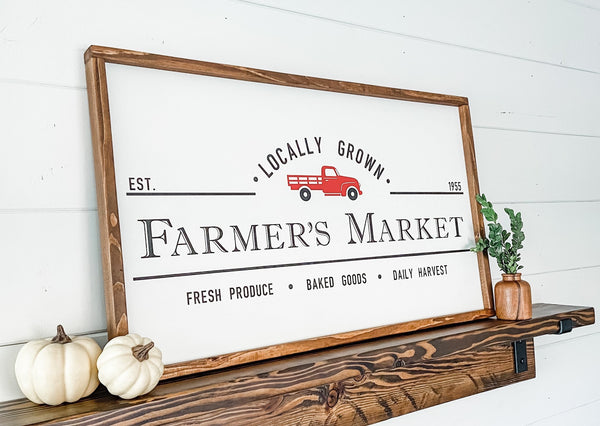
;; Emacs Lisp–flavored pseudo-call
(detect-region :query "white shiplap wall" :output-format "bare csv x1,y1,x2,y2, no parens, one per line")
1,1,599,424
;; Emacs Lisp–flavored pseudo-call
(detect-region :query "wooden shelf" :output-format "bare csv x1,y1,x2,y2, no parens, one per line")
0,303,594,425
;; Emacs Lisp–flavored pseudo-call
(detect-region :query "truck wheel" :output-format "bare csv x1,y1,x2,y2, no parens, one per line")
347,187,359,201
300,187,312,201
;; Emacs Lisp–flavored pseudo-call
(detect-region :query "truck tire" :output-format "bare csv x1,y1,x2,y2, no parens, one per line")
300,187,312,201
347,186,359,201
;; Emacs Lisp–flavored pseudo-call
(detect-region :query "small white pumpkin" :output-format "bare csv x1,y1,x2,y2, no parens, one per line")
97,333,164,399
14,325,102,405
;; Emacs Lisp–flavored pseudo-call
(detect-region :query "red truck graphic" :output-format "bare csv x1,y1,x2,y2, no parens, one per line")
287,166,362,201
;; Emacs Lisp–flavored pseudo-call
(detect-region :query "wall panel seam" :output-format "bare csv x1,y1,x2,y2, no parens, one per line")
0,77,86,91
525,396,600,425
0,330,108,348
562,0,600,12
496,200,600,205
236,0,600,75
0,208,98,214
474,125,600,139
491,265,600,281
536,330,600,350
521,264,600,277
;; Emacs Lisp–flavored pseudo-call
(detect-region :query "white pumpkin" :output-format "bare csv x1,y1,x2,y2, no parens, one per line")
97,333,164,399
14,325,102,405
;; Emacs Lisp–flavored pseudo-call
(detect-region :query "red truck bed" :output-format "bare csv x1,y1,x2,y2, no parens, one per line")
287,175,323,190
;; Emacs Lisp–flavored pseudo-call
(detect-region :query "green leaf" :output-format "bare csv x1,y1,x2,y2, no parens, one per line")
474,194,526,274
471,237,489,252
476,193,489,206
481,207,498,222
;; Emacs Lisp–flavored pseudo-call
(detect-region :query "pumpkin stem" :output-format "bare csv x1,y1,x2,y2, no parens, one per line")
132,342,154,362
50,325,72,344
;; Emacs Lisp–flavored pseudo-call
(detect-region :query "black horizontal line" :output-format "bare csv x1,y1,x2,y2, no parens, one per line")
132,248,470,282
390,191,464,195
126,192,256,197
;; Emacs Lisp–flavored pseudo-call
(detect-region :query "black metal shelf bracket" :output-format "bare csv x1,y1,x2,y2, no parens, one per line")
557,318,573,334
513,340,528,373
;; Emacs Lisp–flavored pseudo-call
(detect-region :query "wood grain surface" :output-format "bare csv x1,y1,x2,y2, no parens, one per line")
85,56,128,339
85,46,469,107
161,308,494,379
0,304,593,426
459,103,494,310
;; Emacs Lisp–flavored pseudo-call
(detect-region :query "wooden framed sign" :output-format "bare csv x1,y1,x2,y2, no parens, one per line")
85,45,493,379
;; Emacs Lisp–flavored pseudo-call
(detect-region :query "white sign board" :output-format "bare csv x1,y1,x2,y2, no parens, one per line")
85,46,492,378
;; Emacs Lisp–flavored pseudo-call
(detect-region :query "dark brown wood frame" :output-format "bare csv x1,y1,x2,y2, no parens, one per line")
84,45,494,379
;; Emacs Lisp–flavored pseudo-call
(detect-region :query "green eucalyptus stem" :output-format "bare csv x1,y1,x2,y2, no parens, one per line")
470,194,525,274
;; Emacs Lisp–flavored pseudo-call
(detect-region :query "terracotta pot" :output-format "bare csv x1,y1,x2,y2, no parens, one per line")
494,273,532,320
